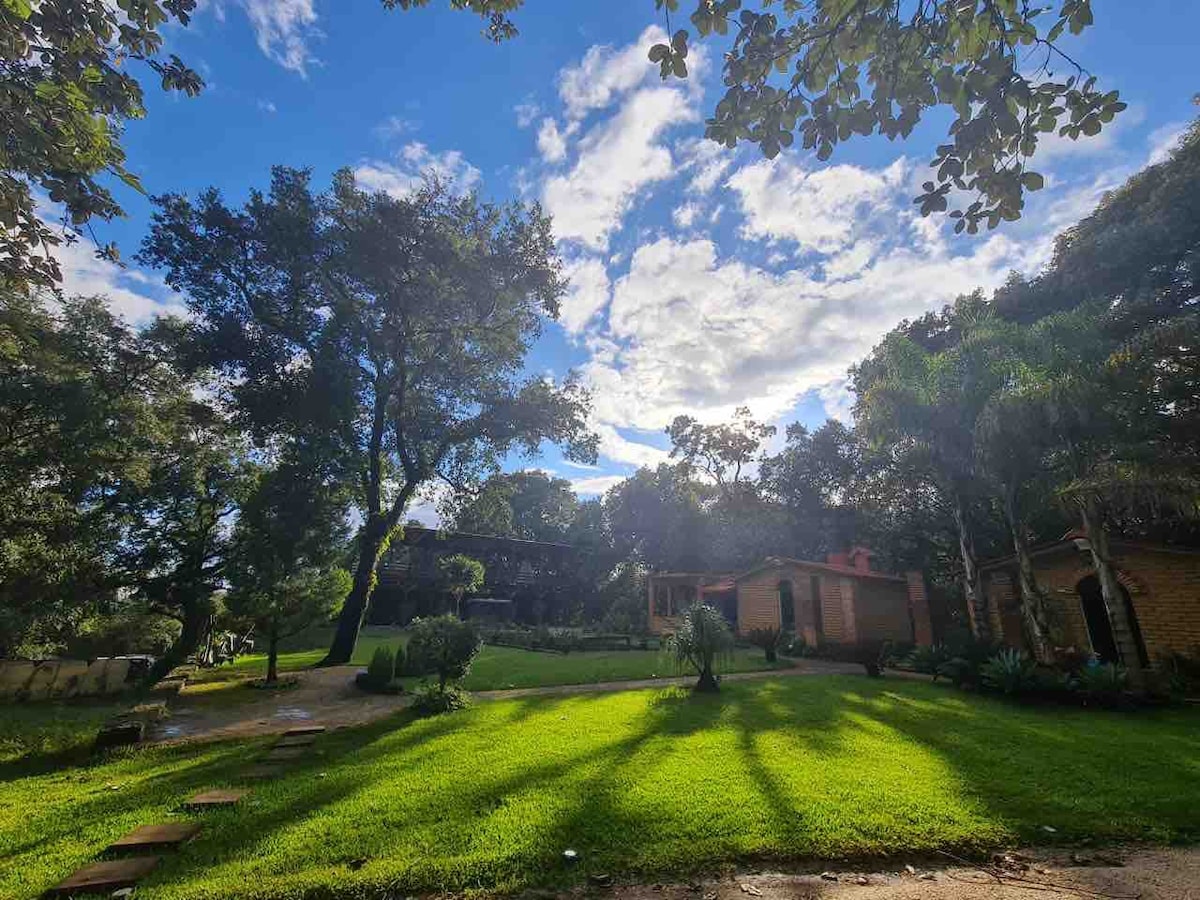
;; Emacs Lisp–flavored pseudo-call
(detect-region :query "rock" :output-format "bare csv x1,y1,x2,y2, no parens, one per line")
904,864,916,875
562,849,579,863
738,884,762,896
853,875,869,886
919,873,937,881
1041,825,1058,833
820,872,838,882
95,720,144,751
590,874,613,886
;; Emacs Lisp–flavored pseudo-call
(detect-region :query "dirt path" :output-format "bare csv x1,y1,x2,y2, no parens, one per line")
594,846,1199,900
152,659,880,744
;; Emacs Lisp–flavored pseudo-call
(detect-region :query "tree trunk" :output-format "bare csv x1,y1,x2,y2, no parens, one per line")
695,664,719,693
951,492,990,641
321,516,390,666
1078,500,1143,673
266,621,280,685
1002,487,1055,664
146,597,207,685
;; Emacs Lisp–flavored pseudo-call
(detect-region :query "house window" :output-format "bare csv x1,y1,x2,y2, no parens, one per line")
654,584,669,616
779,580,796,632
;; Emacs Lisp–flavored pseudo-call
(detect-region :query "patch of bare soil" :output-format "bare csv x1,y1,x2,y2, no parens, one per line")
149,665,411,743
583,846,1198,900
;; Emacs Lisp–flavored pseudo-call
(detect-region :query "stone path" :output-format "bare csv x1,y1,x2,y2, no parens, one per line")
47,725,327,896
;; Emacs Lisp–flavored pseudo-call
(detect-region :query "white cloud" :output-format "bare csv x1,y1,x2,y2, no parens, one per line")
257,99,277,114
543,87,697,250
557,26,667,120
592,422,671,468
515,101,542,128
240,0,320,75
1147,121,1189,166
537,118,568,163
817,379,855,424
672,202,700,229
559,256,611,335
729,157,910,255
679,137,735,194
580,197,1047,438
54,235,188,325
374,115,415,140
569,474,628,496
354,141,481,198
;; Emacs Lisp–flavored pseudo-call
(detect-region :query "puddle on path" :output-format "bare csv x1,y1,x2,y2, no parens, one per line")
272,707,313,721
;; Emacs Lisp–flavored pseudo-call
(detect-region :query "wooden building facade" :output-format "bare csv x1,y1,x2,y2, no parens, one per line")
648,548,933,648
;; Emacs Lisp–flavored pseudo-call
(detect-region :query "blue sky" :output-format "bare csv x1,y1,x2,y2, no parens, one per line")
63,0,1200,513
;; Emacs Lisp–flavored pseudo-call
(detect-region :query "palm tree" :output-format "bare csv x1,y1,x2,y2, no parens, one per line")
856,301,998,642
668,603,734,693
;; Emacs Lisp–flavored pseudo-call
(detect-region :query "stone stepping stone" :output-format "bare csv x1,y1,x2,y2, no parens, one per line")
283,725,326,736
241,765,286,780
183,789,248,810
264,746,309,762
276,733,317,747
47,856,160,896
108,822,201,853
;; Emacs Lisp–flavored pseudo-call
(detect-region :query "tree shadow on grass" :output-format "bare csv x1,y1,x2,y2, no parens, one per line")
837,679,1200,846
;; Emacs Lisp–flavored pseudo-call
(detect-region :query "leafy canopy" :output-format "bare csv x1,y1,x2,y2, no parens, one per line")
389,0,1121,229
1,0,203,288
139,168,597,664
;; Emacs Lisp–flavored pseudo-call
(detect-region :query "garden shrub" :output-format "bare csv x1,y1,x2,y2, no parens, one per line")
1160,648,1200,698
908,643,954,678
746,627,784,662
980,648,1040,695
1076,662,1128,707
356,645,404,694
411,681,469,716
407,615,482,692
779,634,811,657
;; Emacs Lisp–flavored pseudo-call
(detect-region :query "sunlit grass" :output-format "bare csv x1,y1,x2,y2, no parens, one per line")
188,626,790,691
4,676,1198,900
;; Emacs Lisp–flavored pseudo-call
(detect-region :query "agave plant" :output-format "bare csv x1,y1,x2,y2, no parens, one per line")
980,648,1040,695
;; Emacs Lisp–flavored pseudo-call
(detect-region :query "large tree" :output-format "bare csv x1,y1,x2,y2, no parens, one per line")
443,470,580,542
391,0,1124,228
1,0,203,288
139,169,596,665
0,288,185,656
226,451,352,684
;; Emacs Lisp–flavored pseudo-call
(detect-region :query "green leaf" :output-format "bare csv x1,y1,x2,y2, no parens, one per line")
2,0,32,19
1021,171,1045,191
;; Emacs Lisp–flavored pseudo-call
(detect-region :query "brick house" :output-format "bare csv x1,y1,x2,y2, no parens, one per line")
979,534,1200,669
648,548,934,648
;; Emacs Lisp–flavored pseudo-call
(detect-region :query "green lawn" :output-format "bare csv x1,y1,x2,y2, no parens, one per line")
3,676,1198,900
189,626,791,691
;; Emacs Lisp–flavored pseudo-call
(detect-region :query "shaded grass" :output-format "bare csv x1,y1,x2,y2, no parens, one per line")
0,697,131,765
188,626,790,692
3,676,1198,900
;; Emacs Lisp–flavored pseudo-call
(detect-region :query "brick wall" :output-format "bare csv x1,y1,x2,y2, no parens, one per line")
981,544,1200,663
852,578,913,644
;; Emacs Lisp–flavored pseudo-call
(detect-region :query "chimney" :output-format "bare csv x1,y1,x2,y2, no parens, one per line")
826,551,850,567
848,546,875,573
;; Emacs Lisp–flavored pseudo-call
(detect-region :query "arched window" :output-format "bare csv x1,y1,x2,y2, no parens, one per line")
778,580,796,632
